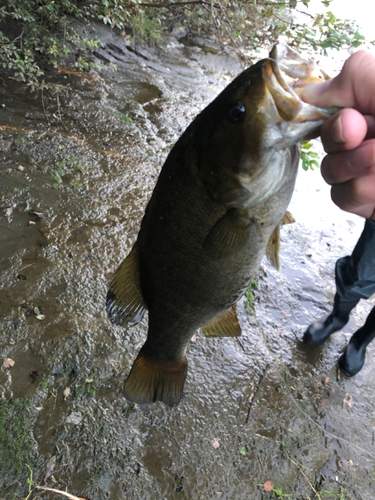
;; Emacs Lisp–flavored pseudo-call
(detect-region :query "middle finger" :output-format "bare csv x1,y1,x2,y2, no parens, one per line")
321,139,375,185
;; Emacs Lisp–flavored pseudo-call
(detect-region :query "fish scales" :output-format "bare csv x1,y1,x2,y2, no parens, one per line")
137,135,298,330
107,43,337,407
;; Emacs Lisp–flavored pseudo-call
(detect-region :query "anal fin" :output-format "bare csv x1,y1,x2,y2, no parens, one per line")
200,304,241,338
106,242,147,327
124,347,188,407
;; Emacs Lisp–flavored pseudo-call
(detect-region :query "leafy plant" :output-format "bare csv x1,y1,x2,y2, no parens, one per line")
39,380,48,390
257,482,292,498
25,464,35,500
300,141,321,171
271,483,292,498
130,11,162,46
85,379,97,397
245,280,258,314
0,0,368,95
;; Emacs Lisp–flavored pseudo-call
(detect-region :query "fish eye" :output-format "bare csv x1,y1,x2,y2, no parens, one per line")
228,102,246,123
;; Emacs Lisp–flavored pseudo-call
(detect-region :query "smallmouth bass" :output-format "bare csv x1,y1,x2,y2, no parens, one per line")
107,43,336,407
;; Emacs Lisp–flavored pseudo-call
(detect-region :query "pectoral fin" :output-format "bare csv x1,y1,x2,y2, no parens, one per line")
200,305,241,337
106,242,147,326
204,209,251,259
266,223,281,270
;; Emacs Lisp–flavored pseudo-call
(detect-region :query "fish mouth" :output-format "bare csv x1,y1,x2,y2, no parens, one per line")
233,43,339,209
263,43,335,127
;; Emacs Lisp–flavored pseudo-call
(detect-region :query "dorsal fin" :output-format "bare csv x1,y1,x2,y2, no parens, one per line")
200,305,241,337
106,243,147,326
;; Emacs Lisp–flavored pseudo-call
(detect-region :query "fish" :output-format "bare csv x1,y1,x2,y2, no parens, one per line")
106,43,336,407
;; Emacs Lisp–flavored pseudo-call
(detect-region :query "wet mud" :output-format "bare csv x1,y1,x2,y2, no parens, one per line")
1,23,375,500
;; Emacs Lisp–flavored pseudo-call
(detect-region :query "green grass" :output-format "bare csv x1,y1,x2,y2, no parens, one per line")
244,280,258,314
85,381,97,397
39,380,48,390
0,399,35,475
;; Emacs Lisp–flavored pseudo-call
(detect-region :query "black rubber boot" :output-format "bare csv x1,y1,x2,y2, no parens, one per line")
339,305,375,376
303,294,359,347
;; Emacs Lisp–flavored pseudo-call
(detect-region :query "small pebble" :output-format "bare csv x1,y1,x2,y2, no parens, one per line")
211,438,220,449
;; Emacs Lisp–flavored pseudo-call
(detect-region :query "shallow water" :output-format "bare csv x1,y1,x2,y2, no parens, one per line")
1,24,375,500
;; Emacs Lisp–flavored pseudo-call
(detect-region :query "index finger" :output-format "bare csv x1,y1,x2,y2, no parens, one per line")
301,50,375,115
321,139,375,185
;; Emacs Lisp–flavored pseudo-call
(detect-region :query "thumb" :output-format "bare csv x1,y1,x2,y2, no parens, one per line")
300,79,338,108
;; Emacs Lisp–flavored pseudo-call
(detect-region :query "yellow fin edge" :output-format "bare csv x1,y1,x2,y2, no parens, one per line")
200,305,241,338
124,348,188,407
106,243,147,326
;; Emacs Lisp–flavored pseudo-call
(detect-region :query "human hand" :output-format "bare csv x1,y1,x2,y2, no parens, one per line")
301,50,375,220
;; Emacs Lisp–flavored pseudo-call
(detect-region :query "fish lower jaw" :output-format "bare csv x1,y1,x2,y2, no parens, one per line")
265,119,324,151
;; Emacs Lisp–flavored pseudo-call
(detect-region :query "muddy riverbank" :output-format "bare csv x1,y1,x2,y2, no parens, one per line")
1,23,375,500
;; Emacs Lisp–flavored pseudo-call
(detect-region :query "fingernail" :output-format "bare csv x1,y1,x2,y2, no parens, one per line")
332,115,346,144
300,81,331,105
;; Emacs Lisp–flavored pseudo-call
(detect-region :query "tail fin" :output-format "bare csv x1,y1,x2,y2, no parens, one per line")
124,348,188,407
